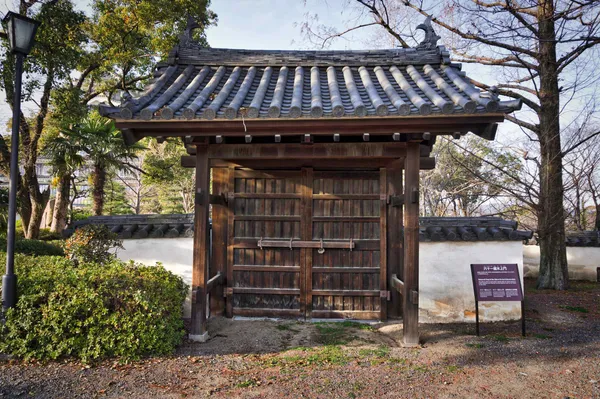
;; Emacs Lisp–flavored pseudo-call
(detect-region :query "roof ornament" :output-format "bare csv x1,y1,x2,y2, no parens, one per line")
416,16,441,49
178,15,200,47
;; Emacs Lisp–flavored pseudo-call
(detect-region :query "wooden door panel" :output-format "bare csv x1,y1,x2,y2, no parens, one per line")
229,170,303,317
308,171,385,320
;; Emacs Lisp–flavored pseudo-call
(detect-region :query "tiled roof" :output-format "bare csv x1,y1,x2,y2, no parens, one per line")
565,231,600,247
418,217,533,242
66,214,533,242
65,214,194,239
100,18,521,122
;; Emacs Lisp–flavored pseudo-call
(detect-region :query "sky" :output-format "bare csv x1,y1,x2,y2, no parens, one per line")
0,0,586,149
0,0,383,127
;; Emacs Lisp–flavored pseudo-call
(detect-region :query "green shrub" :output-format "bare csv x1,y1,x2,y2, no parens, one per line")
0,237,64,256
0,254,188,363
63,224,123,264
36,228,64,242
71,208,92,222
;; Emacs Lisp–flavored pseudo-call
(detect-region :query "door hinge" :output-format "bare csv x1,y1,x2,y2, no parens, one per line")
380,290,391,301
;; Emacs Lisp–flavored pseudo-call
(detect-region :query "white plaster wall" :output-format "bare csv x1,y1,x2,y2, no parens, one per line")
115,238,525,323
116,238,194,317
419,241,524,323
524,245,599,281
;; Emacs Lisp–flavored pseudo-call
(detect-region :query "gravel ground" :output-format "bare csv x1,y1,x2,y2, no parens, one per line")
0,279,598,398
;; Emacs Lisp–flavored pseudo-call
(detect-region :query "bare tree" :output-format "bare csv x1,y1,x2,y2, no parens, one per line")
302,0,600,289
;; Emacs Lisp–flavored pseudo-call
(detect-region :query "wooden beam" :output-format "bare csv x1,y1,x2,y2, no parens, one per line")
387,160,403,318
183,155,435,170
207,142,406,160
403,142,420,347
115,114,505,138
190,144,211,342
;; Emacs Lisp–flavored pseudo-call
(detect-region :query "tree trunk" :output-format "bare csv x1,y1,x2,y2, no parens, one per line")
92,165,106,216
50,173,71,233
536,0,569,290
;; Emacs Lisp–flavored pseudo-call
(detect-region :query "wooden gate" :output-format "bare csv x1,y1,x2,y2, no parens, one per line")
227,168,387,320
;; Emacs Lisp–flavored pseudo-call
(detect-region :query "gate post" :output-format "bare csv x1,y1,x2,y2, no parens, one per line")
403,142,420,346
387,160,403,318
190,143,210,342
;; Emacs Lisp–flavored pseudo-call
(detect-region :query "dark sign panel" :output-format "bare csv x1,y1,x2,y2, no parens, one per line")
471,264,523,302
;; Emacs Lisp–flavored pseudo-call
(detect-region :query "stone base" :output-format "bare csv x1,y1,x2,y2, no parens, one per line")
189,332,209,343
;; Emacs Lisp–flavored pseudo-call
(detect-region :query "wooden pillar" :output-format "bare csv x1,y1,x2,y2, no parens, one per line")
190,143,210,342
387,160,403,318
403,142,420,346
210,167,228,316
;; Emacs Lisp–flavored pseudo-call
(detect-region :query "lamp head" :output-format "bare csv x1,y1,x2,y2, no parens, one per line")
2,11,40,56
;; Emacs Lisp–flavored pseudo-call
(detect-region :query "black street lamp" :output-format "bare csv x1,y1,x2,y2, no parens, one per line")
2,12,40,312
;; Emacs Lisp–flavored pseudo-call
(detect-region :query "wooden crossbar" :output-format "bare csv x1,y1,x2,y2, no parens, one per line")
206,272,223,293
391,273,419,305
391,274,405,293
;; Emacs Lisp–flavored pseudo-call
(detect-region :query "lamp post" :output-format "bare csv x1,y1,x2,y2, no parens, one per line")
1,12,40,312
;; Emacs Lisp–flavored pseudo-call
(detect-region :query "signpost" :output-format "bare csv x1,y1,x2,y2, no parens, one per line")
470,264,525,337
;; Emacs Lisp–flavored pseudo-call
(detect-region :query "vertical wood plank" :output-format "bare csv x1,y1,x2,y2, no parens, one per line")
386,160,403,318
190,144,210,340
379,168,388,320
210,167,228,316
403,143,420,346
301,168,314,319
226,166,235,318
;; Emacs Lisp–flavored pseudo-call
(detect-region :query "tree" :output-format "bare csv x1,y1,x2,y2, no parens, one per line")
142,138,195,214
421,136,523,218
103,177,134,215
44,131,85,233
116,156,156,215
303,0,600,290
0,0,87,238
0,0,217,237
61,112,140,216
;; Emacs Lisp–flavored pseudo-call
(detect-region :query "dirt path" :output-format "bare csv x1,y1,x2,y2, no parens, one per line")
1,280,598,398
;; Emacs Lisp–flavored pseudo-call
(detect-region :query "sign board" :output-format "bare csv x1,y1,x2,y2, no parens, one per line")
470,263,525,337
471,264,523,302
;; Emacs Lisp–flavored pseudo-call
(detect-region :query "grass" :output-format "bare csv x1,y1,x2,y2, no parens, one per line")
358,345,390,358
560,305,589,313
534,333,552,339
313,321,374,345
446,365,460,373
490,334,510,343
465,343,484,349
236,378,260,388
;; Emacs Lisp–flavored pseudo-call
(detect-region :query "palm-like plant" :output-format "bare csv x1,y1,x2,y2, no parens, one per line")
45,132,85,232
61,112,141,216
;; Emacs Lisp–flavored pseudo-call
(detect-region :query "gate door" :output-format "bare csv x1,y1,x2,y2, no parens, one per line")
227,168,387,320
309,171,386,320
229,170,303,317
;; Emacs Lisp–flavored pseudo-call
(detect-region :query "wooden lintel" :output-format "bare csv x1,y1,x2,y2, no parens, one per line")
206,142,407,160
183,155,435,170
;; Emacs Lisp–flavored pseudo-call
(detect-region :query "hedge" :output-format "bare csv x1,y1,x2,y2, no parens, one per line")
0,254,188,363
0,237,64,256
